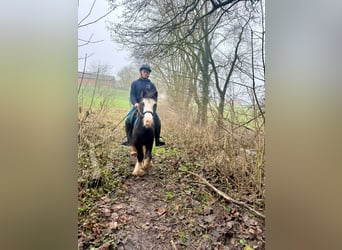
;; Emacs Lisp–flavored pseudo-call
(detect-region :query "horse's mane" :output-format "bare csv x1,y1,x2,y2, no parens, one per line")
141,90,158,101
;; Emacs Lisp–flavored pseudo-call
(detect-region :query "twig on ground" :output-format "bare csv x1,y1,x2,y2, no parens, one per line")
170,240,178,250
84,137,101,181
180,169,265,219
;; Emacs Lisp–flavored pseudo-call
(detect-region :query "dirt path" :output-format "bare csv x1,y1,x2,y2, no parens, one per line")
113,160,174,250
78,122,265,249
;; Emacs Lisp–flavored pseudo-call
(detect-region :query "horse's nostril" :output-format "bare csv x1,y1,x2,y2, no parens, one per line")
144,119,152,127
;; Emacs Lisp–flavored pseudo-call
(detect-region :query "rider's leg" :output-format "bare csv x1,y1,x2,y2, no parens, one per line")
122,107,135,146
154,112,165,146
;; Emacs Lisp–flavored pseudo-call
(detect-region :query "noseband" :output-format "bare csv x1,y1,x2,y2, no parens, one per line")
136,108,154,118
143,110,154,116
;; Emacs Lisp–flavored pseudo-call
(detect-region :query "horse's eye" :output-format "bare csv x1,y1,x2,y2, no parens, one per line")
153,104,157,111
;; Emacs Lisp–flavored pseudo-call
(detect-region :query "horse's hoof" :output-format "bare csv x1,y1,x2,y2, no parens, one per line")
143,158,152,170
132,168,146,176
130,146,137,156
132,162,146,176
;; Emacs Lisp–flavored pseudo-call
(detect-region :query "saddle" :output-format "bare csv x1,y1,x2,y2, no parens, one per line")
130,109,139,128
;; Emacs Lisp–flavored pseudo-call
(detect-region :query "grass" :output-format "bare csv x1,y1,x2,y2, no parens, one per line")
209,104,263,130
152,146,181,156
78,84,261,130
78,93,265,249
78,85,265,201
78,85,131,110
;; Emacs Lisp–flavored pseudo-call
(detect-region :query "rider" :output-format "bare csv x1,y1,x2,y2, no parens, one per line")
121,64,165,146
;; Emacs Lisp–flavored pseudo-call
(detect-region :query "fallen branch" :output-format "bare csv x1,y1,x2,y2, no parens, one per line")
170,240,178,250
180,169,265,219
84,137,102,183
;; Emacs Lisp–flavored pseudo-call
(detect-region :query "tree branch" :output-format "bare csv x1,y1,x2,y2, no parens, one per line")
78,53,88,95
78,33,104,47
180,169,265,219
251,29,265,122
78,0,97,27
78,0,115,28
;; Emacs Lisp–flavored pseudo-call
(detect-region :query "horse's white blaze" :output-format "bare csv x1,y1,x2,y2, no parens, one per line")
142,98,156,127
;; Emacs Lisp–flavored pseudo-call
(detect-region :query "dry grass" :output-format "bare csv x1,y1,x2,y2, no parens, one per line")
159,101,265,208
77,97,265,210
77,99,265,249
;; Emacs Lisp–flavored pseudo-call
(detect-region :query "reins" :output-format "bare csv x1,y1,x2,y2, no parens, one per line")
111,113,129,132
136,108,144,117
112,105,156,133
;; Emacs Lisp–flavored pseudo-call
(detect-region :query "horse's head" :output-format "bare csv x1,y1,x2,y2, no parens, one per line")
139,91,157,128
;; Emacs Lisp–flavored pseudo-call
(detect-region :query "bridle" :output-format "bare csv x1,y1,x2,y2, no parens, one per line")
136,96,157,119
136,107,154,118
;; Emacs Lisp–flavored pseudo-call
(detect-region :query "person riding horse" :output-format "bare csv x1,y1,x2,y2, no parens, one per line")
121,64,165,147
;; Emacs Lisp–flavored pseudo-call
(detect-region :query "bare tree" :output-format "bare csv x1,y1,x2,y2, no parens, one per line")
78,0,117,48
107,0,256,58
87,61,113,75
108,0,261,125
116,65,136,90
210,17,250,131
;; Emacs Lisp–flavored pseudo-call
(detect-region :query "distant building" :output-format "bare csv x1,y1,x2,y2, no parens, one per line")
77,72,116,88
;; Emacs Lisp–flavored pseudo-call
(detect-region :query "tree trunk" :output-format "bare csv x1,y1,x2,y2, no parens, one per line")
199,2,210,126
218,99,225,131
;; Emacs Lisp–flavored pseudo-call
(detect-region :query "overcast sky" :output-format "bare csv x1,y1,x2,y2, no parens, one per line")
78,0,131,77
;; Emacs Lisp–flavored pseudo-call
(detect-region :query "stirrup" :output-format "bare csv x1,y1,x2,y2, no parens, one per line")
121,140,130,146
155,140,165,146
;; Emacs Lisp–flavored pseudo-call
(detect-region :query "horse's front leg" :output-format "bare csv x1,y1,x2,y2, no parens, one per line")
132,146,146,176
142,143,153,171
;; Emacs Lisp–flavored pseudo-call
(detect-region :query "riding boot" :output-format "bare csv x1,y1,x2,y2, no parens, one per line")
154,116,165,146
121,121,132,146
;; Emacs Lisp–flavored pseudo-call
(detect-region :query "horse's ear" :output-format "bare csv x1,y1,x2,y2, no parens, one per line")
140,90,147,99
149,90,158,100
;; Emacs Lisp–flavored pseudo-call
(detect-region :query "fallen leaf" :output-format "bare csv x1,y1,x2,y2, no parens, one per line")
203,214,216,223
233,211,240,217
113,204,125,210
244,245,254,250
256,226,263,234
108,221,118,230
103,208,111,217
101,196,111,203
111,212,119,220
208,198,217,206
99,242,110,250
157,208,167,216
226,221,234,229
118,214,128,223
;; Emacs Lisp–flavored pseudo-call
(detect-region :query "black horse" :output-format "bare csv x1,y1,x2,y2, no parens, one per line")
131,91,158,176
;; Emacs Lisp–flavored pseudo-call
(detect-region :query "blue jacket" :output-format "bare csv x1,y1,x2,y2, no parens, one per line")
129,78,158,105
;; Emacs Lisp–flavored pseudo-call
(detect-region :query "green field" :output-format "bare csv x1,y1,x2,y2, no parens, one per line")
78,85,262,129
78,85,131,110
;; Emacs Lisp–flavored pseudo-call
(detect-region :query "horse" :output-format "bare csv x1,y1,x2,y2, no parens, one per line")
130,91,158,176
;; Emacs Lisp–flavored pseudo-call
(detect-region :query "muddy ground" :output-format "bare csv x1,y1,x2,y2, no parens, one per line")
78,138,265,250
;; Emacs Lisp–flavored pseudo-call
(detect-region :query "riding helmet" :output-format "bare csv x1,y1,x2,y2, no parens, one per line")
139,64,152,72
